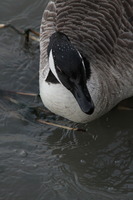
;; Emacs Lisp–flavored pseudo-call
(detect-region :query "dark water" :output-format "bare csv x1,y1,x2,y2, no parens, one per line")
0,1,133,200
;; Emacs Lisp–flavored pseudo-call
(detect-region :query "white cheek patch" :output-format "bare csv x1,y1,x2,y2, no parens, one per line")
49,50,61,83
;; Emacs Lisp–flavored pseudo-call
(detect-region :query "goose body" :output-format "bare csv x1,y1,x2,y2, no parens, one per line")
39,0,133,123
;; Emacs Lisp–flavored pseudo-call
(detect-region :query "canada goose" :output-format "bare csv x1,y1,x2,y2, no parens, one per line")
39,0,133,123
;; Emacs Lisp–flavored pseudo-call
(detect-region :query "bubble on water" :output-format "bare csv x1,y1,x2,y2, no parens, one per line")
13,149,18,153
21,160,25,164
33,164,38,168
19,150,28,157
114,160,121,166
80,159,86,165
107,187,114,191
58,154,63,159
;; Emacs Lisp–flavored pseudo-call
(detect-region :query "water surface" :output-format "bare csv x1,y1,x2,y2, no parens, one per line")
0,1,133,200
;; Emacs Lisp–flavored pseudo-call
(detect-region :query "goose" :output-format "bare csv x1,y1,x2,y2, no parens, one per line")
39,0,133,123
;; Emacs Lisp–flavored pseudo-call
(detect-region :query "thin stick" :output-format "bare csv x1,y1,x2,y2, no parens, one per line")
117,105,133,111
0,24,24,35
14,91,38,97
37,119,86,132
0,24,6,28
0,23,40,42
4,96,20,105
25,28,40,37
0,89,38,97
29,35,39,42
24,28,40,42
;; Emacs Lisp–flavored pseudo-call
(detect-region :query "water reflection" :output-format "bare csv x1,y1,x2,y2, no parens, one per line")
40,110,133,200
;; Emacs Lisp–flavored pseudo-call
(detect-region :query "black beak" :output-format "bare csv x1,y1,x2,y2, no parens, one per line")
72,83,94,115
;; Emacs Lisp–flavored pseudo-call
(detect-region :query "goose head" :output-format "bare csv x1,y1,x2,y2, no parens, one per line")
46,32,94,115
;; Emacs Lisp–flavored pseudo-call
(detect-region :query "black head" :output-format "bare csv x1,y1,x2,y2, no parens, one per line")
47,32,94,115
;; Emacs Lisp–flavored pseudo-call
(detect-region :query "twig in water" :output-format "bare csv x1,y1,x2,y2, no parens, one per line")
117,105,133,111
4,96,20,105
0,23,39,42
13,91,39,97
0,89,39,98
24,28,40,42
37,119,86,132
0,90,86,131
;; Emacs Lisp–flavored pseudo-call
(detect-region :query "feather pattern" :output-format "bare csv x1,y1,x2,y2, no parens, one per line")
40,0,133,123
